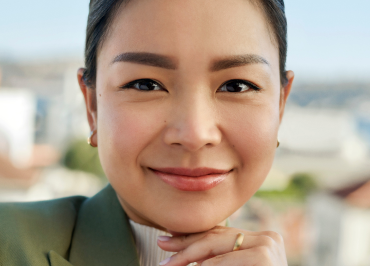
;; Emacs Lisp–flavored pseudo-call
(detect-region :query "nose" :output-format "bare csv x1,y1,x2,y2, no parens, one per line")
163,92,222,152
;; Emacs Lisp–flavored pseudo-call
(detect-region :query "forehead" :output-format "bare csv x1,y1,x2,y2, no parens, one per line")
100,0,278,70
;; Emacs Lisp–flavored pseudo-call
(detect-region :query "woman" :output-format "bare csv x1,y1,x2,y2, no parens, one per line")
0,0,294,265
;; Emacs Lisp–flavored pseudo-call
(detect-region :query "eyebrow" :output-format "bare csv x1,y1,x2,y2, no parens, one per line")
112,52,177,69
210,54,270,72
111,52,269,71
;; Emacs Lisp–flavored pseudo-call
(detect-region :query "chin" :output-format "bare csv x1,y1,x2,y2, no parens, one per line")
156,208,229,234
164,219,221,234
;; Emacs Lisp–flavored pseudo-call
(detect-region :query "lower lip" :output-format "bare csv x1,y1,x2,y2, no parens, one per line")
152,169,230,191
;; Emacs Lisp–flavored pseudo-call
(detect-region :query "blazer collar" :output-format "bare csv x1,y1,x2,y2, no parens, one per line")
48,251,73,266
53,184,140,266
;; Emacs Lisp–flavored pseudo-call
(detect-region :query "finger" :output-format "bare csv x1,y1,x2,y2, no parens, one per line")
157,231,206,252
158,227,265,252
200,247,275,266
160,234,276,266
158,226,230,252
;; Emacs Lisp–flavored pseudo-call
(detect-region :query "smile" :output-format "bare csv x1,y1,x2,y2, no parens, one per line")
150,167,232,191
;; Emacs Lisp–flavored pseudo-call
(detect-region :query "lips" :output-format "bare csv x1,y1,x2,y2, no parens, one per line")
150,167,232,191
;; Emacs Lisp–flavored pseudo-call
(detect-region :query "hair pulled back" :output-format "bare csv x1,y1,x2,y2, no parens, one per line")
83,0,288,88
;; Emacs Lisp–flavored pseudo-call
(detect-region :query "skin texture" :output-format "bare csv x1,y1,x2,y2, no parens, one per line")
79,0,294,264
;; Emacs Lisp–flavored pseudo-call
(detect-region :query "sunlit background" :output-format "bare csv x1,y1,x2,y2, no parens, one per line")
0,0,369,265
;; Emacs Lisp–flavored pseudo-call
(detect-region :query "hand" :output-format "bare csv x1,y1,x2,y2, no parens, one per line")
157,226,288,266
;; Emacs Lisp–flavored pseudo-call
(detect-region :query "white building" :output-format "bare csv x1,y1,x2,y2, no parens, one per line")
0,88,36,167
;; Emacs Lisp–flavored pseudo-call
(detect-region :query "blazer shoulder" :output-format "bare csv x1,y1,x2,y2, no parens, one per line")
0,195,87,266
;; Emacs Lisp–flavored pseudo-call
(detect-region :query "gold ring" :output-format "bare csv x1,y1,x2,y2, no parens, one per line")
233,233,244,251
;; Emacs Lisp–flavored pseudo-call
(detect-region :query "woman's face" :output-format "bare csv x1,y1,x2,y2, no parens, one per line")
81,0,293,233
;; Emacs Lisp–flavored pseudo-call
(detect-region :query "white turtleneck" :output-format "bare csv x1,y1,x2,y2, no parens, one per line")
129,220,197,266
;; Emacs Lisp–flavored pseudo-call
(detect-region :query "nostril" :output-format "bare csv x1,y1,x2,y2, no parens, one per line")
172,143,181,146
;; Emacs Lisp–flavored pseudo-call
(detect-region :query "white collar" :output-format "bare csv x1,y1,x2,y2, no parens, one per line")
129,219,196,266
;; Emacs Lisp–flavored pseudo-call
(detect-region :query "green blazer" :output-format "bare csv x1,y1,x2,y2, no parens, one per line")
0,185,140,266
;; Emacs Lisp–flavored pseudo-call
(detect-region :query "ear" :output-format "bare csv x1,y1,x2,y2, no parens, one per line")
279,70,294,124
78,68,98,136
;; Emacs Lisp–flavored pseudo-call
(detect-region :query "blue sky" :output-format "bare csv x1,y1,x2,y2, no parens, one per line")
0,0,369,82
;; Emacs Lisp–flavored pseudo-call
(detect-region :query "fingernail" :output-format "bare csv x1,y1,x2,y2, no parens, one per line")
159,257,171,265
158,236,171,242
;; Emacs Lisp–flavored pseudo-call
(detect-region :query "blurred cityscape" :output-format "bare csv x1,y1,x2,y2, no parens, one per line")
0,58,369,266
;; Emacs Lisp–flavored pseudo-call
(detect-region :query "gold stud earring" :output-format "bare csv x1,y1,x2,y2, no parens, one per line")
277,140,280,148
87,129,97,147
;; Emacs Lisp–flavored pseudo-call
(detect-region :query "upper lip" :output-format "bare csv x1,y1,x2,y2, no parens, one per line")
150,167,232,177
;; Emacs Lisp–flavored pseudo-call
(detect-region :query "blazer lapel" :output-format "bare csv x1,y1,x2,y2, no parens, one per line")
68,185,140,266
48,251,74,266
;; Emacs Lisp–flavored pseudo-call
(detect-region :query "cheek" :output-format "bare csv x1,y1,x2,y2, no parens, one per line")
96,97,164,180
221,101,280,195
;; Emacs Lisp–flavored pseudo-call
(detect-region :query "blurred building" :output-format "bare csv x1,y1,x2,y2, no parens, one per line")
0,89,35,167
276,106,370,189
0,59,89,148
0,59,101,201
305,180,370,266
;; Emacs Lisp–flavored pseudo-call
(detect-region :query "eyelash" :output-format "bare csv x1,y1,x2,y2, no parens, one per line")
120,79,166,91
120,79,262,92
218,79,262,92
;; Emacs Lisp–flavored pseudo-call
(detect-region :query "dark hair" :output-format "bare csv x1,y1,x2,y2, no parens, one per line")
83,0,288,88
254,0,287,85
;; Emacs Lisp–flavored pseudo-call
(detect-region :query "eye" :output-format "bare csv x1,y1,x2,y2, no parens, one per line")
218,80,261,93
121,79,165,91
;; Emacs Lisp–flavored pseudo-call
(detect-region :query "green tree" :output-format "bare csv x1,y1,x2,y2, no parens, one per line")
63,139,106,182
255,172,318,201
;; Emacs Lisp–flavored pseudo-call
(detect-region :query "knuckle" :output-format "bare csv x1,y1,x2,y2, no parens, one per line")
264,231,284,244
259,235,275,247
